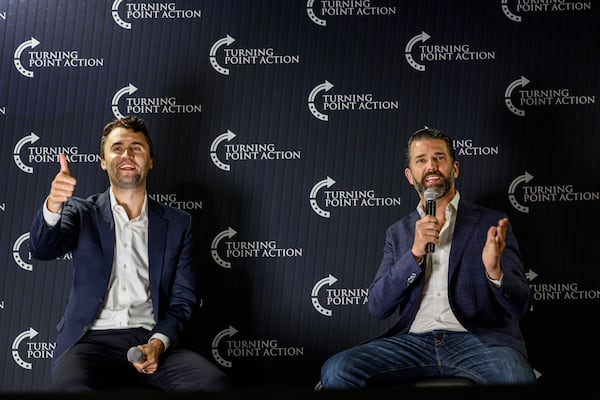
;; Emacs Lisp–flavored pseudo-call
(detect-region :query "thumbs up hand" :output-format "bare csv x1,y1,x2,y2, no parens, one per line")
46,153,77,213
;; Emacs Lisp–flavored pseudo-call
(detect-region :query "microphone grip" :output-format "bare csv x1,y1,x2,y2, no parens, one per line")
426,241,435,253
127,346,145,363
425,199,436,253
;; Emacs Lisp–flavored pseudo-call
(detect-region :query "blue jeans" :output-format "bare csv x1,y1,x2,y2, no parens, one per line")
320,331,536,389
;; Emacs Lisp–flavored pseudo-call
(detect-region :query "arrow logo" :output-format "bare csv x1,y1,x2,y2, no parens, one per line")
211,325,238,368
111,0,131,29
310,176,336,218
508,171,534,213
308,80,334,121
405,31,430,71
14,37,40,78
13,132,41,174
210,130,237,171
112,83,138,119
311,274,338,316
210,35,236,75
505,76,530,116
211,227,237,268
12,327,39,369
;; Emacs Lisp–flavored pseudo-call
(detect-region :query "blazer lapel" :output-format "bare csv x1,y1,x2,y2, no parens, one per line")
448,200,480,275
148,199,167,314
97,190,116,282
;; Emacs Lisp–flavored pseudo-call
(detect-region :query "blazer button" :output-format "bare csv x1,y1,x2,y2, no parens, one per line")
407,273,416,285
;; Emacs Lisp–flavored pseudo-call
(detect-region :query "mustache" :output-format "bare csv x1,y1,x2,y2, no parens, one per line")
423,171,444,180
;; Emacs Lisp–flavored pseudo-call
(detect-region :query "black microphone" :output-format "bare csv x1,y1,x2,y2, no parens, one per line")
424,188,439,253
127,346,145,363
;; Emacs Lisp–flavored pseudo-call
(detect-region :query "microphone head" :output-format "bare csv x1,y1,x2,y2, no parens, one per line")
424,188,439,201
127,346,144,363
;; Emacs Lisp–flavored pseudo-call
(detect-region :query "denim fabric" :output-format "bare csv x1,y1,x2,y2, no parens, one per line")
320,331,536,389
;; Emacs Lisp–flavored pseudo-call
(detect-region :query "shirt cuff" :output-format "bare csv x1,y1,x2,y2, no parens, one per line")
42,199,61,227
486,272,503,288
150,333,171,350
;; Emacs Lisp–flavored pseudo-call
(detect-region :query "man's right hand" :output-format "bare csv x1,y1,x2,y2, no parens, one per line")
46,153,77,213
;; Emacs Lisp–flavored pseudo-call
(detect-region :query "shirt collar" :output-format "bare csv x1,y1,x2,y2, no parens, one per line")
109,187,148,221
417,190,461,217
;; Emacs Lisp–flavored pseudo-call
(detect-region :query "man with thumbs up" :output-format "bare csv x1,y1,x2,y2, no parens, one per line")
29,115,230,392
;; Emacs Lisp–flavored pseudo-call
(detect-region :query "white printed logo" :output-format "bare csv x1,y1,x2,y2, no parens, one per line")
504,76,595,116
13,233,32,272
310,176,401,218
111,83,202,119
13,37,103,78
12,328,54,370
111,0,202,30
210,130,301,172
508,171,599,213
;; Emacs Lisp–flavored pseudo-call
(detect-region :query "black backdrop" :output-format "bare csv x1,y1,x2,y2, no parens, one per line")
1,0,599,392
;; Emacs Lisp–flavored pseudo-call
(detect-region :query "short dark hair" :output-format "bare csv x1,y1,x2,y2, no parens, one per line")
404,127,455,165
100,115,153,159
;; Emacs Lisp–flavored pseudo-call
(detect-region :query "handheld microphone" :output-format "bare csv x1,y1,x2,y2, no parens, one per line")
127,346,145,363
424,188,439,253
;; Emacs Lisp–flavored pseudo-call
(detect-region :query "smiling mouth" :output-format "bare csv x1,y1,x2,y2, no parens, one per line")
424,174,442,184
118,163,136,170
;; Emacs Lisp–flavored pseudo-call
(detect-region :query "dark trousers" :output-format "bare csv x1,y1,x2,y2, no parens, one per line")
52,328,231,392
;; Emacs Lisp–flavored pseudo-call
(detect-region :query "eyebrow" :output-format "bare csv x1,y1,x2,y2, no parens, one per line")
110,140,146,147
414,151,447,158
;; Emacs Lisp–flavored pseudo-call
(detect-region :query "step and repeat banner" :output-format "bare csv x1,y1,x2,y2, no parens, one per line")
1,0,599,392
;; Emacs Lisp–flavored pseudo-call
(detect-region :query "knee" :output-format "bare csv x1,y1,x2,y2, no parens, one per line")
320,353,349,388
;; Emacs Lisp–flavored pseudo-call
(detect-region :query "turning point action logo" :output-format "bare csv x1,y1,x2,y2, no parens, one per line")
501,0,591,23
310,176,400,218
13,133,99,174
12,232,72,272
306,0,396,26
14,37,103,78
528,270,600,303
210,35,300,76
504,76,595,116
508,171,599,213
211,326,304,368
111,83,202,119
311,274,368,317
211,227,303,269
12,327,54,370
111,0,201,29
308,80,398,121
405,32,495,72
210,130,301,172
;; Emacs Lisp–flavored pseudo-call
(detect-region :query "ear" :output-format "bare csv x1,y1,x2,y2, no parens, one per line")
453,161,459,178
404,167,414,185
100,158,107,171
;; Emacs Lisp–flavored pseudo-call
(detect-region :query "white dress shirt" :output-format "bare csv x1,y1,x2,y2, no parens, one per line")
409,191,467,333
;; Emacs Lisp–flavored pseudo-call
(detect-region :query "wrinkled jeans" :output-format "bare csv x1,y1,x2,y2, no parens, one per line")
321,331,536,389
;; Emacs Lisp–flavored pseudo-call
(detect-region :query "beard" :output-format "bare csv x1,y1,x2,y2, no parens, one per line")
412,171,453,198
110,164,144,188
114,173,143,187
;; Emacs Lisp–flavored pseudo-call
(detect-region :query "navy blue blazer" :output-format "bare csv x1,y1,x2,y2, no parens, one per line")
29,189,198,364
368,198,532,356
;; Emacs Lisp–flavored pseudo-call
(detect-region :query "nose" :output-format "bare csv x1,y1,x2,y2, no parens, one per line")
426,158,438,170
120,147,134,158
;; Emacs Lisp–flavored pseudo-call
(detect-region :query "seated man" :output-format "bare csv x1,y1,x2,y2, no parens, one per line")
320,128,536,388
29,116,230,392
